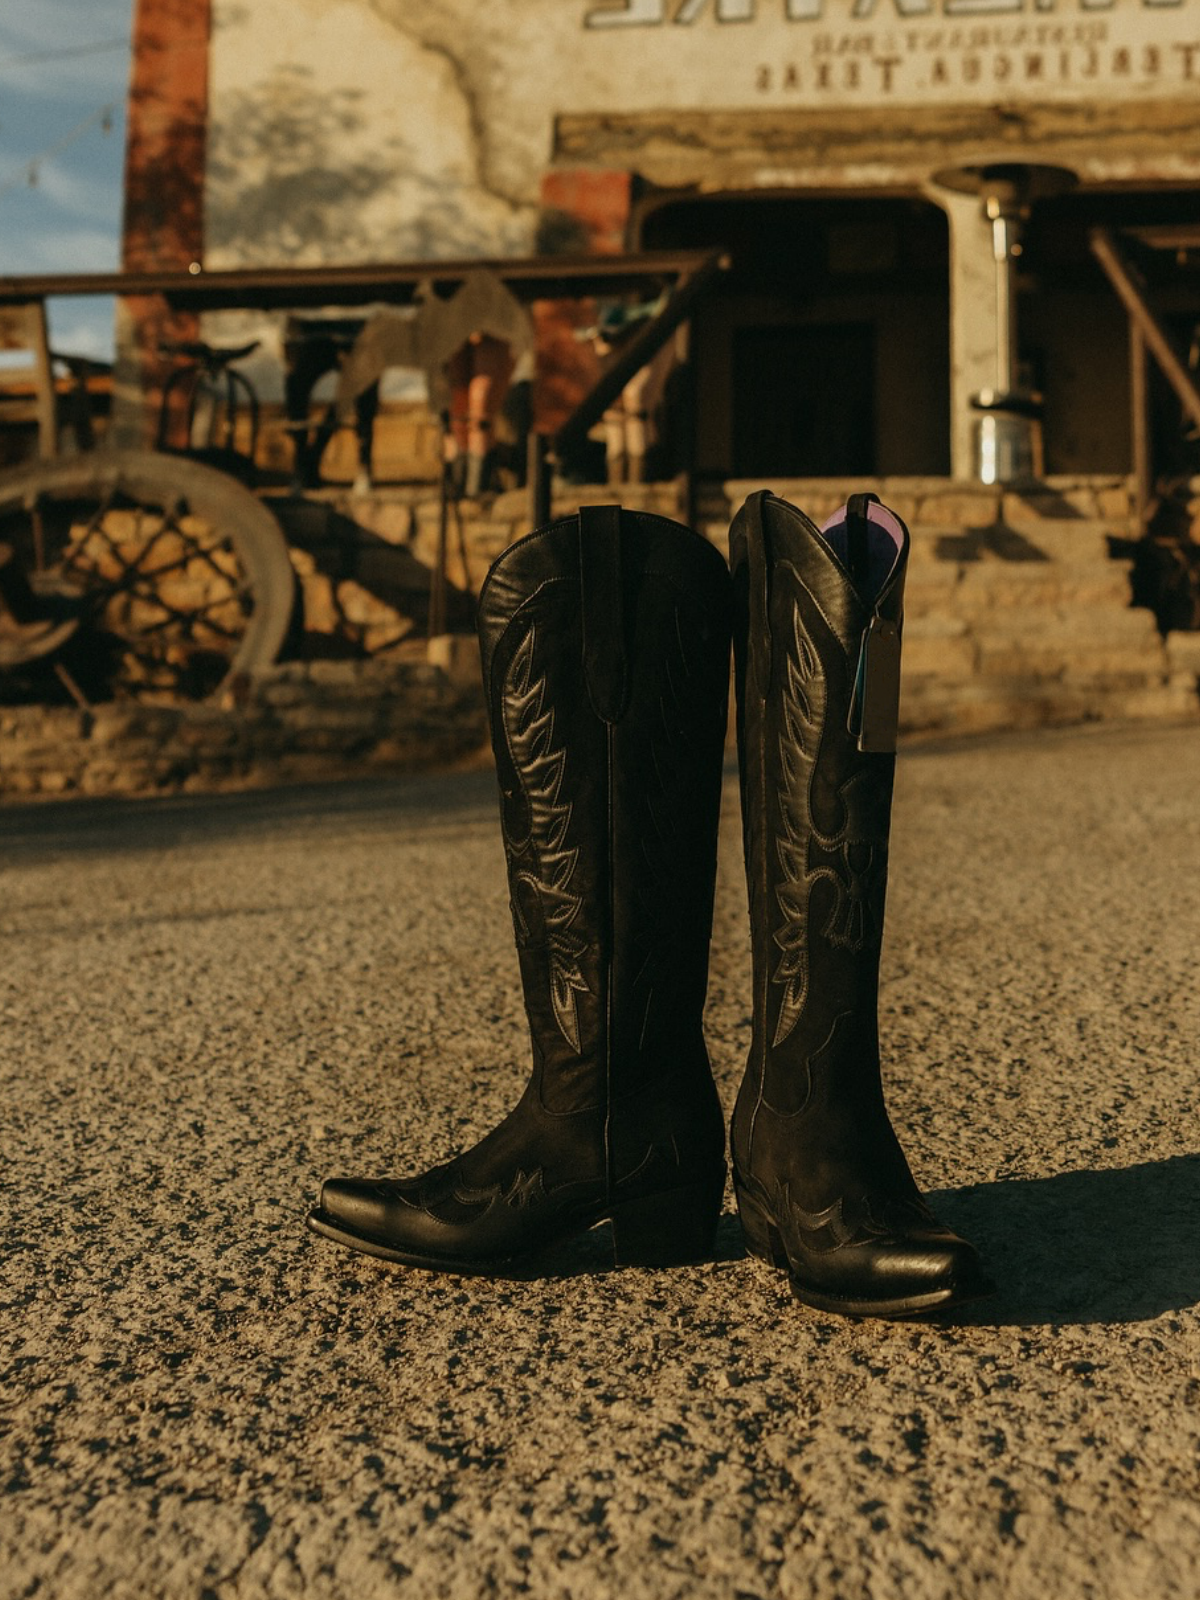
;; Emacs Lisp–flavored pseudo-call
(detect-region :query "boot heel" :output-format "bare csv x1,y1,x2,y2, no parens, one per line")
734,1182,789,1268
608,1176,724,1267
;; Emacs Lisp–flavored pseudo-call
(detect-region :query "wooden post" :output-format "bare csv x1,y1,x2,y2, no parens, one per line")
1130,321,1151,533
430,459,450,639
1091,228,1200,434
528,431,552,529
0,302,58,459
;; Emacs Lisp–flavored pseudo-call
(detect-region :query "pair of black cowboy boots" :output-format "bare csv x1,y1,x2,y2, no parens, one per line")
308,494,991,1318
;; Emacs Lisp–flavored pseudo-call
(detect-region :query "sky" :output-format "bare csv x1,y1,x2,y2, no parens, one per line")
0,0,135,360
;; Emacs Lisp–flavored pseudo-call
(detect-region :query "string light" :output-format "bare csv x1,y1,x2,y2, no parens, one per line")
0,38,128,68
0,102,118,200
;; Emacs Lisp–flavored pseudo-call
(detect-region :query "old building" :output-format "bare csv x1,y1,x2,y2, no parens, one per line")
123,0,1200,494
2,0,1193,799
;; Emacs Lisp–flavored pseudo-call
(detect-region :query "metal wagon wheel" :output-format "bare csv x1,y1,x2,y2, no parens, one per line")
0,449,295,703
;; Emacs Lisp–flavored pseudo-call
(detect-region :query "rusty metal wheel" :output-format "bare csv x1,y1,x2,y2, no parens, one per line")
0,449,295,703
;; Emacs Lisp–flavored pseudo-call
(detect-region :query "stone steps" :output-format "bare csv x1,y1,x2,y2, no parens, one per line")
899,675,1200,739
907,520,1122,567
295,477,1199,742
696,476,1199,737
904,563,1134,610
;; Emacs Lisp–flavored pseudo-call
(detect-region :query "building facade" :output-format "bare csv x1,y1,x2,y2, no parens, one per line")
124,0,1200,486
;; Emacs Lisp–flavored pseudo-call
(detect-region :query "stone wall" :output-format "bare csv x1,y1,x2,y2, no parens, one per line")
0,481,683,804
0,650,486,802
697,473,1200,738
281,481,687,657
4,472,1197,804
204,0,1200,283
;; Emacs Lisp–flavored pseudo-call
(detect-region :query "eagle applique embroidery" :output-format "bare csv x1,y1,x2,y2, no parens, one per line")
503,627,591,1052
771,600,888,1047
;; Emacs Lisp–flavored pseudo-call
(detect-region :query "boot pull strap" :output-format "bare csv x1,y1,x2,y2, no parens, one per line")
845,491,880,594
744,491,774,703
578,503,629,723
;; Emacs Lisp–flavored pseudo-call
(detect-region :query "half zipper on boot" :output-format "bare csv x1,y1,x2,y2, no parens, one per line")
844,494,904,756
578,504,624,1220
604,720,616,1216
734,489,775,1191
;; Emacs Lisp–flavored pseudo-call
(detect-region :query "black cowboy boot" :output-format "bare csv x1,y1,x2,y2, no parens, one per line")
309,505,731,1273
730,490,991,1318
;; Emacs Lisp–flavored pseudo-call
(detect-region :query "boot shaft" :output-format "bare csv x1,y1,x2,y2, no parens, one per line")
726,494,993,1316
731,492,909,1117
478,506,731,1115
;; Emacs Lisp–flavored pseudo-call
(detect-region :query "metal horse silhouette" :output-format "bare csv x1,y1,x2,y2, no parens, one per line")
334,268,534,421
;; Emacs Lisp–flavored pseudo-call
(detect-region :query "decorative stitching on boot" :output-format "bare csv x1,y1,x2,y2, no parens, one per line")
779,1184,868,1252
781,1182,900,1254
416,1168,549,1225
771,602,827,1046
503,626,591,1052
771,599,889,1047
778,1178,938,1255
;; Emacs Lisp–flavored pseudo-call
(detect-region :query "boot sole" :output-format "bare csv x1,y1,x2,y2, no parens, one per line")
788,1277,995,1320
307,1170,726,1277
734,1179,995,1320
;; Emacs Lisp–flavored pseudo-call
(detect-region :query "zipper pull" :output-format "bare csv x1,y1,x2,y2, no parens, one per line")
849,613,902,754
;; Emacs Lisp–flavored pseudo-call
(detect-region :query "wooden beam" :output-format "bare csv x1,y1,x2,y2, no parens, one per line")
553,251,730,459
1129,321,1150,530
0,251,723,311
0,302,58,459
1090,227,1200,434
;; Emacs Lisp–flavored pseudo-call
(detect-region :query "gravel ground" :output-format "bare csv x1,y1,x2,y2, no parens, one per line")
3,722,1200,1600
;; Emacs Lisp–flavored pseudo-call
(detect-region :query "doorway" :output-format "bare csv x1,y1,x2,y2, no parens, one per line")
1022,186,1200,482
640,192,951,481
731,322,875,478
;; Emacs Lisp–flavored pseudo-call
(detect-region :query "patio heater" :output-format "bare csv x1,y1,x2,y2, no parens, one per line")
934,162,1076,484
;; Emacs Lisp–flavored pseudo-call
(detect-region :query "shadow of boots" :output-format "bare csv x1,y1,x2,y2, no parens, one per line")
928,1153,1200,1327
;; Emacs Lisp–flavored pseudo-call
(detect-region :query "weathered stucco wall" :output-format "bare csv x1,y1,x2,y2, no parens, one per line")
204,0,538,268
195,0,1200,476
204,0,1200,272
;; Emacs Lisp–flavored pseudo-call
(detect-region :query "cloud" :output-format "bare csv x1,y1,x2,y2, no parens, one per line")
46,300,119,360
0,2,131,201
